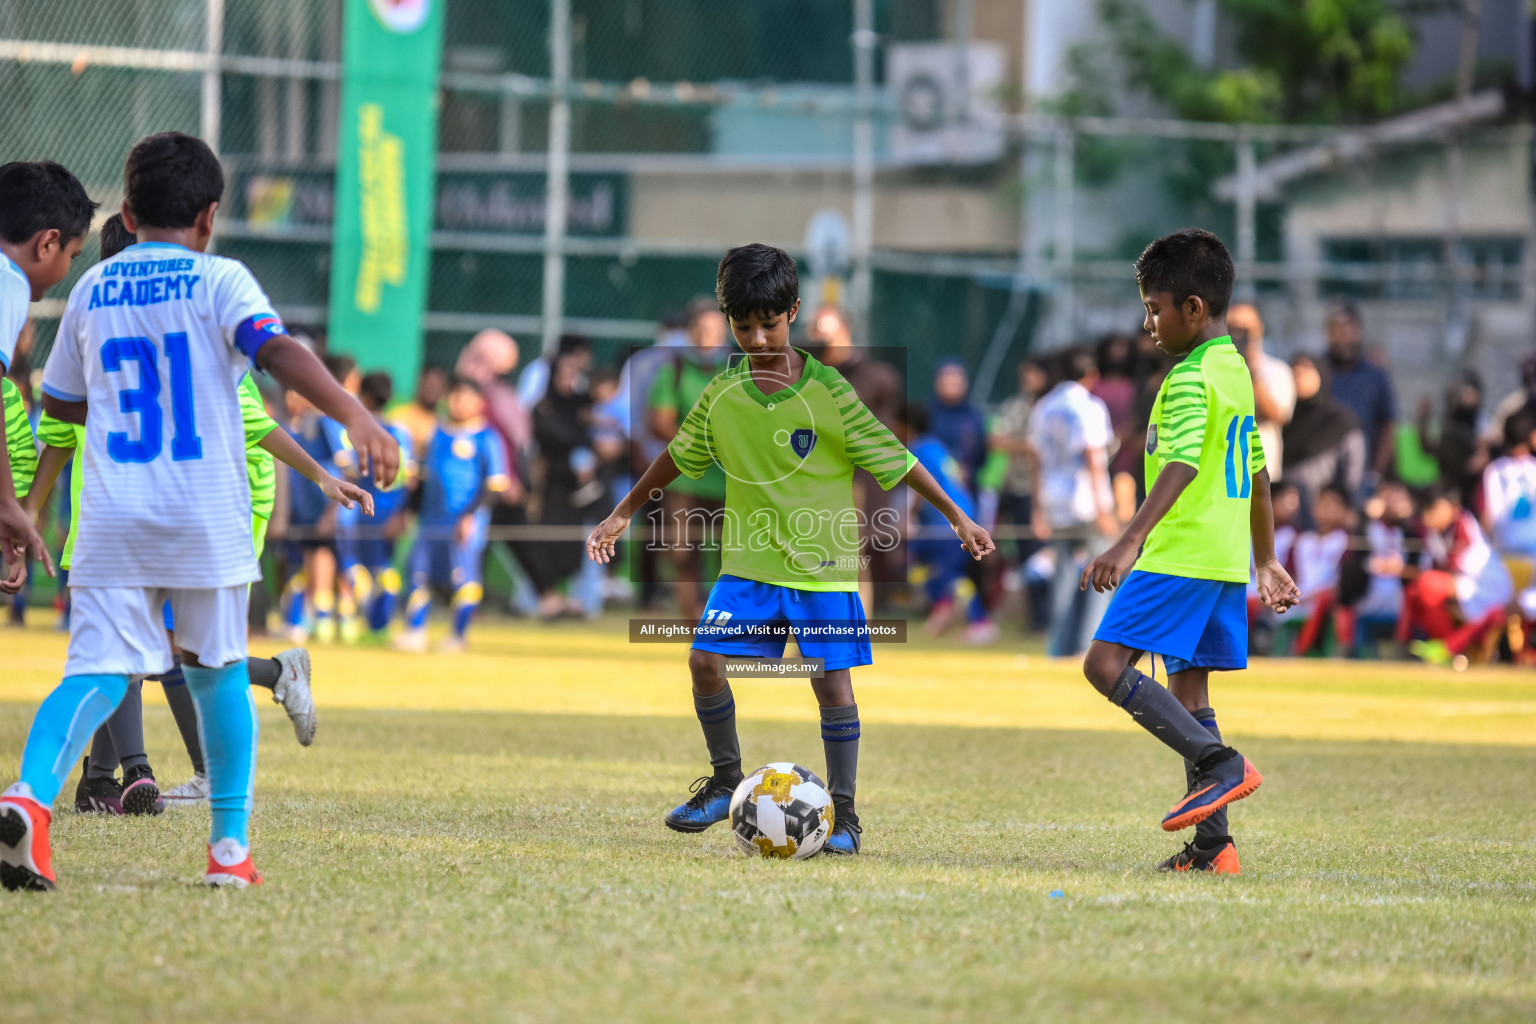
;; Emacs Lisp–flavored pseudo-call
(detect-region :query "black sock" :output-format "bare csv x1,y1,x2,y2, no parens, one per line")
694,685,742,785
1108,668,1226,764
158,661,206,776
87,727,119,780
246,656,281,691
820,703,860,808
1186,706,1229,844
104,679,149,774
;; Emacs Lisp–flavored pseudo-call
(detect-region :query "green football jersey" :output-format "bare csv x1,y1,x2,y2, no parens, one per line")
239,374,279,520
36,412,84,569
668,349,917,592
3,377,35,499
1138,335,1266,583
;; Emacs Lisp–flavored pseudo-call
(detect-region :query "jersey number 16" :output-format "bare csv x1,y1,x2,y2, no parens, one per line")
101,334,203,464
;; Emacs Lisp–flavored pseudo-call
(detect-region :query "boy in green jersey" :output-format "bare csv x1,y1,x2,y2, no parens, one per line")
1080,229,1299,874
588,244,995,855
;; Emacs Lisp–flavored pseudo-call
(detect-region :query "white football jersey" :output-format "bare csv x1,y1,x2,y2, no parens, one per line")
0,254,29,373
42,242,287,587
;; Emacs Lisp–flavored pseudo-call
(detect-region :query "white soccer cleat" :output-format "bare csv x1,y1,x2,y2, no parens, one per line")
269,648,317,746
202,838,262,888
161,773,211,807
393,628,428,653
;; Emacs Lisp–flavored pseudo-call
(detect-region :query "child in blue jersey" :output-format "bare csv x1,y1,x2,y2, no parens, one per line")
336,371,415,640
900,402,995,641
281,354,351,643
396,377,509,652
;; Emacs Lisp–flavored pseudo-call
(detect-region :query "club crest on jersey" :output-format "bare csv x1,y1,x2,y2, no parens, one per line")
790,428,817,459
1146,425,1158,455
451,436,477,460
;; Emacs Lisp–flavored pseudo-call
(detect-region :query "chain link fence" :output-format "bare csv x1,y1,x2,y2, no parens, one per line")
3,0,1530,407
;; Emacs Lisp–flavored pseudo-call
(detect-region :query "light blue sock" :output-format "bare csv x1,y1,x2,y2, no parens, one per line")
184,661,258,846
18,674,130,806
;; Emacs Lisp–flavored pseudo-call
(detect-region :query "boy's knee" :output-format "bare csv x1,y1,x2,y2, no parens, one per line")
1081,645,1126,696
688,648,725,693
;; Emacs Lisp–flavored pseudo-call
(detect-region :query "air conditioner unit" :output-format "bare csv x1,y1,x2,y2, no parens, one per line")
887,41,1007,166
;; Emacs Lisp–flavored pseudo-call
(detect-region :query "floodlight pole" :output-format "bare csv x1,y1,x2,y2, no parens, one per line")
542,0,572,355
1052,127,1074,345
850,0,875,345
201,0,224,153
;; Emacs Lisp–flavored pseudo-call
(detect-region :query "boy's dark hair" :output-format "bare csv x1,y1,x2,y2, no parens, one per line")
1503,404,1536,451
98,213,135,261
1055,347,1097,384
0,161,96,246
716,243,799,322
556,333,591,357
1271,479,1300,499
1317,482,1353,509
899,400,930,436
359,371,393,412
1421,481,1460,508
323,354,357,384
589,365,620,387
1134,228,1235,317
123,132,224,230
448,375,483,396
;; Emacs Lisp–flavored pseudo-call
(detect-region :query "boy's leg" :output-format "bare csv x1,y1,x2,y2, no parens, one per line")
446,523,488,646
1166,668,1229,839
309,545,338,644
368,561,402,633
157,655,208,778
1083,642,1225,763
794,587,870,855
812,669,858,809
2,587,162,890
666,577,775,833
78,725,124,815
171,587,262,886
102,680,160,816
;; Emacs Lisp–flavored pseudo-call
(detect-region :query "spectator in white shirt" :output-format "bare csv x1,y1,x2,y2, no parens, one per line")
1027,348,1117,656
1227,303,1295,480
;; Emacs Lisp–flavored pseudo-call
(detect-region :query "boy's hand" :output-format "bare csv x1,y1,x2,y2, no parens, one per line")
951,516,995,560
0,545,26,594
320,474,374,517
454,513,475,545
341,414,401,490
1255,558,1300,613
1081,537,1138,593
586,511,631,564
0,497,52,580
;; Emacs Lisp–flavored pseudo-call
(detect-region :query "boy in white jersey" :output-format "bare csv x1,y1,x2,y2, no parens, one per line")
0,132,399,891
0,161,95,591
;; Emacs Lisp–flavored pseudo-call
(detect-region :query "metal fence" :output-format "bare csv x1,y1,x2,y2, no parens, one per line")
3,0,1530,407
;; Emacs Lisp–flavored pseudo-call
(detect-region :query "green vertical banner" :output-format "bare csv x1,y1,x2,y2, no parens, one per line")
327,0,445,389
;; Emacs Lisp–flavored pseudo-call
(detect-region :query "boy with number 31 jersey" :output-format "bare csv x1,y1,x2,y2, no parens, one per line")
0,132,398,893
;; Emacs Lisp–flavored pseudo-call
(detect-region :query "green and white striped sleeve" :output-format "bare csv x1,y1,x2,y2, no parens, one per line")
1159,361,1209,469
667,380,717,480
829,375,915,489
3,377,37,499
1248,420,1267,474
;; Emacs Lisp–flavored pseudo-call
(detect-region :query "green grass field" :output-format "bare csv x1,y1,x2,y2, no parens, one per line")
2,614,1534,1022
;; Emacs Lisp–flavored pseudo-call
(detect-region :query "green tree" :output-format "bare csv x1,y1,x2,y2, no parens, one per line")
1083,0,1417,125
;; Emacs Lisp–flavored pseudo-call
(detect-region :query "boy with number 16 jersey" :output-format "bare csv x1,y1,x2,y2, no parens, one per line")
0,132,397,893
1079,229,1299,875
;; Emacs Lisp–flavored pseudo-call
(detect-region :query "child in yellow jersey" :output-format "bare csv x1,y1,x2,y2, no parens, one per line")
1079,229,1299,875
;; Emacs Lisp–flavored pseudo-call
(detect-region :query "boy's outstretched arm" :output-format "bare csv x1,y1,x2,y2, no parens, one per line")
1082,462,1197,593
904,461,994,559
1250,466,1299,612
255,336,399,487
257,427,373,517
23,443,72,518
586,449,682,564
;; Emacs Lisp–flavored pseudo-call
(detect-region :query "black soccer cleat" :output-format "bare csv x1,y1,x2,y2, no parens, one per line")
664,775,736,833
74,759,124,815
821,801,861,856
120,764,163,817
1157,836,1240,875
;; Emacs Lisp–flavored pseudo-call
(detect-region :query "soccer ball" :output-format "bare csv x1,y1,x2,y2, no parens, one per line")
729,763,834,859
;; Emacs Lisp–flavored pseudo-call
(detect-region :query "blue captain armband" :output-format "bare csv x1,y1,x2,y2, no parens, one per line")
234,313,287,360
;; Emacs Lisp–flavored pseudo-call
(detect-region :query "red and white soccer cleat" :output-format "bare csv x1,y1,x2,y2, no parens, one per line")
202,838,263,888
0,789,57,892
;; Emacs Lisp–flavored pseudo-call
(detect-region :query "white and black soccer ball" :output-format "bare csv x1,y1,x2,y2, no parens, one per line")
729,762,834,859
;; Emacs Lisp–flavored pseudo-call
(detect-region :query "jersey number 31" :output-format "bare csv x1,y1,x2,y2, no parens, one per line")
101,334,203,464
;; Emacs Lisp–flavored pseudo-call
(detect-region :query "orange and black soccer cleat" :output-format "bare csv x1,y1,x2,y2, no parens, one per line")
202,839,263,888
1158,837,1240,875
0,793,57,892
1162,751,1262,832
